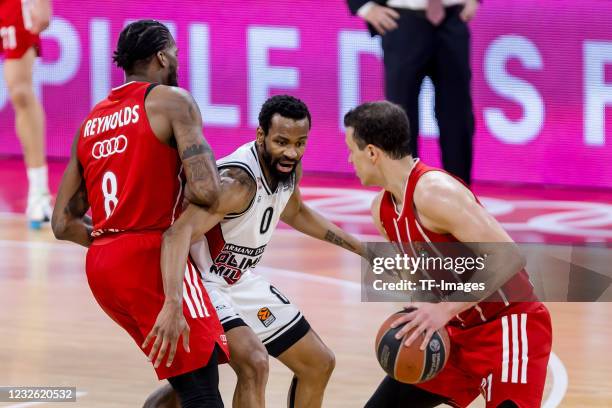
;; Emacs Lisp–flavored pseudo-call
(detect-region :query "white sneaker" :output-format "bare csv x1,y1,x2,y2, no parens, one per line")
26,193,53,229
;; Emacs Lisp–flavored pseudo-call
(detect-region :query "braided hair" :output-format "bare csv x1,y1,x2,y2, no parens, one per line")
113,20,173,72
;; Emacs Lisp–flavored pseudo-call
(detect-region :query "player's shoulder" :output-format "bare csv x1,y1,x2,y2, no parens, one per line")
219,166,257,197
220,165,256,185
147,84,193,104
216,165,258,216
219,141,257,162
414,171,476,215
145,85,196,111
218,144,259,176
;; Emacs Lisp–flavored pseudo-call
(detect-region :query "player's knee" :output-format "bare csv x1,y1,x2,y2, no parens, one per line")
7,83,34,110
295,345,335,381
318,346,336,378
142,383,178,408
234,347,269,382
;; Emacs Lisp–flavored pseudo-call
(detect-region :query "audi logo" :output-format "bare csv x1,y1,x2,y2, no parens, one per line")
92,135,128,159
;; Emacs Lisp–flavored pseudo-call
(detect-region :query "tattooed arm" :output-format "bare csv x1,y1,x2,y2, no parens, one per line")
281,166,365,257
158,166,257,315
52,131,93,247
146,86,221,208
164,166,257,250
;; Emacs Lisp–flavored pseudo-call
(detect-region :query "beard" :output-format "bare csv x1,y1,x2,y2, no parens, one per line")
167,65,178,87
262,139,299,183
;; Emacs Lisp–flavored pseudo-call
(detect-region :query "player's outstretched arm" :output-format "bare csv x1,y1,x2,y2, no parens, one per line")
52,131,92,247
145,167,256,367
281,187,364,257
281,168,366,257
146,86,220,208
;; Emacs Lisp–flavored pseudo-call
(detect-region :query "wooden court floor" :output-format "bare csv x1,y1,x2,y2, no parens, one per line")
1,214,611,408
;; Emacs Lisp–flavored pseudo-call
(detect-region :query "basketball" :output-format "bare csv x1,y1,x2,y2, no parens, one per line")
375,308,451,384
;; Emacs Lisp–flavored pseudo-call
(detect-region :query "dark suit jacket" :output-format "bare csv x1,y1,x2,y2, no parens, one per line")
347,0,388,36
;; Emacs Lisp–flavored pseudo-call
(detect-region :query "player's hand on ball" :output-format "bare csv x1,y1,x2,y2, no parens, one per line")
142,301,191,368
391,302,454,351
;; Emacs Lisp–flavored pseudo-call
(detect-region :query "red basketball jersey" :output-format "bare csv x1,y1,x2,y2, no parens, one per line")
0,0,41,59
77,81,183,237
379,159,539,328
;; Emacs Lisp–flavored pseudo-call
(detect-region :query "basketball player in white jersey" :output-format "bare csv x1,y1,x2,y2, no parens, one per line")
144,95,366,408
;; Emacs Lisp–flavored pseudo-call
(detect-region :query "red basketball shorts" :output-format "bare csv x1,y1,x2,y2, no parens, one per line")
417,303,552,407
86,231,229,380
0,0,41,59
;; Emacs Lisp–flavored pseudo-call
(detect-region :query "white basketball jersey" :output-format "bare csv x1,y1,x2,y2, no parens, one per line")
190,141,295,286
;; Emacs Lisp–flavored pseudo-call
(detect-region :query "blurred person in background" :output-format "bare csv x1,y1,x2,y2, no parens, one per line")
1,0,52,228
346,0,479,185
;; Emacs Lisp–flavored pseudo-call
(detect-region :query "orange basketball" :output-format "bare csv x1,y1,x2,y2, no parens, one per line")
375,308,451,384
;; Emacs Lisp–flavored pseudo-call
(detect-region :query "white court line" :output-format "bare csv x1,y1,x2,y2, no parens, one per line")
0,240,84,252
259,265,361,290
543,352,569,408
0,238,567,407
0,229,383,252
5,391,87,408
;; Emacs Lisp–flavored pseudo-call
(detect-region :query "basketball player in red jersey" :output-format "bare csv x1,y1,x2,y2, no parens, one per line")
1,0,53,228
52,20,228,407
344,101,552,408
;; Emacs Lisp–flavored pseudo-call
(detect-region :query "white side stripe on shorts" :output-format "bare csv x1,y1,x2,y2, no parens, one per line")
501,314,529,384
183,284,198,318
511,314,520,383
521,313,529,384
189,263,210,317
501,315,510,382
184,264,205,318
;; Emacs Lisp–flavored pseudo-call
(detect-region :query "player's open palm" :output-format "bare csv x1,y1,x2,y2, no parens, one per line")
142,302,191,368
391,302,454,351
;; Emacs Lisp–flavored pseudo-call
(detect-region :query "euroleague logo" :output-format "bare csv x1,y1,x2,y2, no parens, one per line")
92,135,128,159
429,338,441,352
257,307,276,327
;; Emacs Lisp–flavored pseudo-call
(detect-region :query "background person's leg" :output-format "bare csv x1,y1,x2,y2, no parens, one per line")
382,10,435,157
431,9,474,184
3,47,51,225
